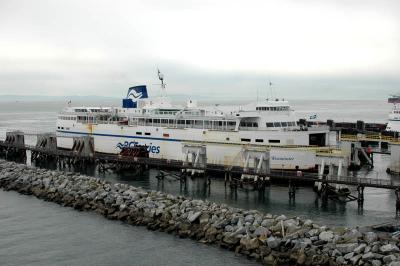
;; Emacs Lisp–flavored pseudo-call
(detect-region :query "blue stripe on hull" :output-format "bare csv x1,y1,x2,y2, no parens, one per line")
56,130,181,142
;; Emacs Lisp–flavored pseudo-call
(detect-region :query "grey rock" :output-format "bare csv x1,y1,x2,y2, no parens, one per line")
332,249,342,257
336,256,346,264
364,232,378,244
364,245,371,254
344,252,355,260
276,214,286,221
380,244,400,253
362,252,375,260
336,243,359,254
372,244,380,253
254,226,269,237
371,260,382,266
354,243,367,254
244,214,254,224
303,219,313,227
266,236,281,249
389,262,400,266
383,255,396,263
349,254,362,264
261,219,274,228
319,231,334,242
307,228,319,237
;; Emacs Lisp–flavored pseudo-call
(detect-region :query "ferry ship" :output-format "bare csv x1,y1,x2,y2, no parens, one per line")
56,72,337,169
386,95,400,132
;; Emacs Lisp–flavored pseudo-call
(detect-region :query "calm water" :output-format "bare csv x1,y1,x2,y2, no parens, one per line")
0,100,397,265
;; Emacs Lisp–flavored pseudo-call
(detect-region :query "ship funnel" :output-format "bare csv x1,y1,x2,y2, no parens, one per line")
123,85,148,108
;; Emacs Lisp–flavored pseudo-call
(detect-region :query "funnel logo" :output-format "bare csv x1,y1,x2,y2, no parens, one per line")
128,90,142,100
126,85,148,102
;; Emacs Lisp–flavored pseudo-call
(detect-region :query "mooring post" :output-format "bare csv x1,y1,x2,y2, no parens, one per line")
224,172,227,187
288,179,296,199
357,185,364,207
395,188,400,216
321,182,328,202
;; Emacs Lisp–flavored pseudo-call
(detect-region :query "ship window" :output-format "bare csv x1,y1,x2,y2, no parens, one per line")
136,132,142,135
168,119,175,125
281,122,288,127
255,139,264,143
161,119,168,124
195,120,203,127
163,133,169,138
273,122,281,127
145,132,151,136
146,119,152,124
153,119,160,123
57,127,60,129
241,138,251,142
269,139,280,143
177,120,185,124
266,122,274,127
226,137,230,141
240,121,257,127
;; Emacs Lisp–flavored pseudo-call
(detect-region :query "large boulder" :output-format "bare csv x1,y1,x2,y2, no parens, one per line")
266,236,281,249
319,231,334,242
364,232,378,244
380,244,400,253
188,211,202,223
336,243,359,254
254,226,270,237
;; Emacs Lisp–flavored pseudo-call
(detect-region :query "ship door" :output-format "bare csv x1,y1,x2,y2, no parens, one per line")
309,133,326,146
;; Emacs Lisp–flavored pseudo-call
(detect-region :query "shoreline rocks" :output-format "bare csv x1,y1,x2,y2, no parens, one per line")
1,159,400,265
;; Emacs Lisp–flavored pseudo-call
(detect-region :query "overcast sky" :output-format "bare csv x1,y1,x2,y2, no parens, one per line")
0,0,399,100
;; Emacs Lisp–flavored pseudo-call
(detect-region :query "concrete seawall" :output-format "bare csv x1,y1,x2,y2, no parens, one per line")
0,159,399,265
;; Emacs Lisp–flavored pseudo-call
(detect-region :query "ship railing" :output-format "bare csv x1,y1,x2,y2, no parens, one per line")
324,175,393,187
341,133,400,143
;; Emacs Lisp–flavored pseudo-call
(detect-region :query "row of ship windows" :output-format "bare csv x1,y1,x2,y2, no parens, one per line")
59,116,76,120
256,106,289,111
74,109,109,113
240,138,280,143
58,116,297,129
133,132,280,143
266,121,297,127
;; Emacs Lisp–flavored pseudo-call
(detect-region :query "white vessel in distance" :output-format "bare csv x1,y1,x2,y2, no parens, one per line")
386,95,400,132
56,72,337,170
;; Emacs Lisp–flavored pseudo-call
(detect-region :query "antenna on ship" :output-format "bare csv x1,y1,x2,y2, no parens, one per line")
268,80,274,100
157,69,166,96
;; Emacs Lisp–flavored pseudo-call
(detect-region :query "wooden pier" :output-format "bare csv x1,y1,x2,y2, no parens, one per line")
1,134,400,214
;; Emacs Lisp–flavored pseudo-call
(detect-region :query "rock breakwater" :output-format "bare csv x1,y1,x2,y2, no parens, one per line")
1,160,400,265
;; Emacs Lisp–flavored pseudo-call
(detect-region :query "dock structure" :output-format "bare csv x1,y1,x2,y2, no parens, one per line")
340,133,400,174
2,131,400,213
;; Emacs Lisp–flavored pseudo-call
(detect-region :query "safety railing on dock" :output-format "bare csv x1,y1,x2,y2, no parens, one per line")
341,133,400,144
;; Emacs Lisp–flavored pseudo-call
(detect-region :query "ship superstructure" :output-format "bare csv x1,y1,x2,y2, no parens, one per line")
56,73,336,169
386,95,400,132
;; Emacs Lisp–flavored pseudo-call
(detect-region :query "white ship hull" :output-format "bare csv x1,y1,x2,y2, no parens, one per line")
56,122,335,170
